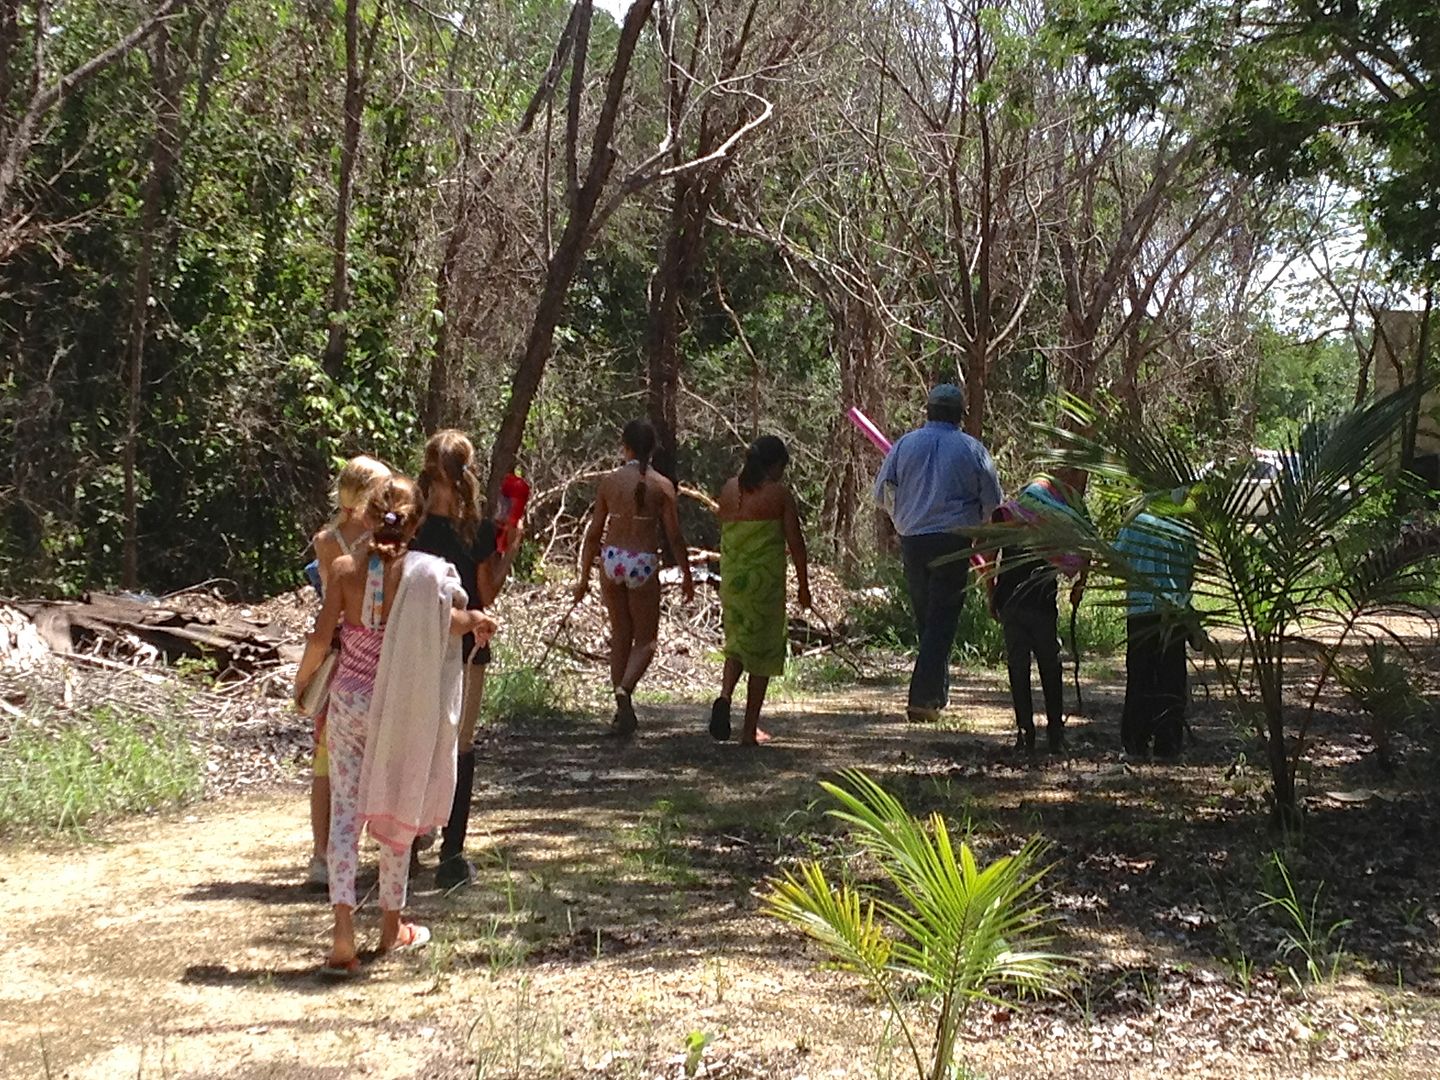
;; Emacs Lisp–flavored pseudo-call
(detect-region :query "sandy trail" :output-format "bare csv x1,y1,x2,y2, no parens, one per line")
4,677,1438,1079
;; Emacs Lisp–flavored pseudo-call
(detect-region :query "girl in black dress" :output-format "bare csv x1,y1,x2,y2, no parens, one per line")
412,430,522,888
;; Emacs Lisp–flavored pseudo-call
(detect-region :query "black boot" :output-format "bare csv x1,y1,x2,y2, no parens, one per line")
437,749,477,890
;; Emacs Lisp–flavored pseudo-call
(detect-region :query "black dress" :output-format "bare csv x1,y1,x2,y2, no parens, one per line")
411,514,497,665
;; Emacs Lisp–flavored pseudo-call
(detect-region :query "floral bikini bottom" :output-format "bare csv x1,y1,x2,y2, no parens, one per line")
602,546,658,589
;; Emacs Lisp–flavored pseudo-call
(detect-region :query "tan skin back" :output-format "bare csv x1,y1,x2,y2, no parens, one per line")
594,464,680,554
329,550,405,627
716,476,788,522
312,513,372,595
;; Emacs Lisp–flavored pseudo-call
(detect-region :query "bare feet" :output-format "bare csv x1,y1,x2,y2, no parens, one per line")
328,905,357,969
738,728,771,746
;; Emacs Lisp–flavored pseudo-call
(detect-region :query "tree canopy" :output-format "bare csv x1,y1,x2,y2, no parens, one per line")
0,0,1434,596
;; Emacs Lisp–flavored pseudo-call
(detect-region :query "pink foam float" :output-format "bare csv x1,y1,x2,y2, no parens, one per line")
846,407,892,454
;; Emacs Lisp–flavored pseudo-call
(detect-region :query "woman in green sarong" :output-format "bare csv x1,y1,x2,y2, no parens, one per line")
711,436,811,745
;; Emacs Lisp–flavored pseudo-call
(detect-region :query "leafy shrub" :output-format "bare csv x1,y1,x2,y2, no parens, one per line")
845,553,919,651
1334,642,1429,770
0,705,203,835
767,771,1060,1080
775,653,859,698
846,553,1122,669
1068,585,1128,654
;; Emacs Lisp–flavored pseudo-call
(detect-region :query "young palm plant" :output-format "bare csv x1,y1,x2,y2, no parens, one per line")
765,770,1059,1080
1003,381,1440,825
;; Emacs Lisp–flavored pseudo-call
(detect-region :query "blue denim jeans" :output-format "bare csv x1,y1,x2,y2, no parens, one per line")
900,533,971,710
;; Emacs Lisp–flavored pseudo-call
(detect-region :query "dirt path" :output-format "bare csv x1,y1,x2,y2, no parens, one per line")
4,673,1439,1079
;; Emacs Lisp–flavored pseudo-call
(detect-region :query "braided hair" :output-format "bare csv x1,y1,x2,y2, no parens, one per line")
622,419,657,512
367,476,423,560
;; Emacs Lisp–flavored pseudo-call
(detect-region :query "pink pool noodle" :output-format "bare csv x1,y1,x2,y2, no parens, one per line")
847,407,892,454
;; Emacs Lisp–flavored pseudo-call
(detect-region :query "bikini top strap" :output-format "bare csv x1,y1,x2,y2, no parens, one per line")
362,554,386,629
333,525,372,558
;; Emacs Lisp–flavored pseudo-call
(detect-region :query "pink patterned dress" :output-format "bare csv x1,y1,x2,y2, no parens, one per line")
325,555,411,910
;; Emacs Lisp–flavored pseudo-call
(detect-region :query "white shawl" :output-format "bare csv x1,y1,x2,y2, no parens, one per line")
359,551,466,853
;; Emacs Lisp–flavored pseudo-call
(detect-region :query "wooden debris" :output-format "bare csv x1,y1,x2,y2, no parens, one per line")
14,593,287,678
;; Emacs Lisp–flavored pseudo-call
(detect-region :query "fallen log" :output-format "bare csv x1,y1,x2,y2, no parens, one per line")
15,594,286,677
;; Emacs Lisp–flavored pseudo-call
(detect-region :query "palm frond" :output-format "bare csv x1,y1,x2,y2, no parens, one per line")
764,860,893,978
1333,520,1440,617
1030,376,1438,821
823,772,1057,1000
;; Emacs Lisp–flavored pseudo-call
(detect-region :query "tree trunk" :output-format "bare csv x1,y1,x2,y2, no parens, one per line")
321,0,379,379
964,339,988,438
823,292,886,567
486,0,658,506
1400,291,1433,476
1268,715,1299,828
121,9,182,590
488,209,596,503
424,181,473,433
645,176,710,481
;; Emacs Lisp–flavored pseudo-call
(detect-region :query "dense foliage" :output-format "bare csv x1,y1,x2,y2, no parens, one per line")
0,0,1434,597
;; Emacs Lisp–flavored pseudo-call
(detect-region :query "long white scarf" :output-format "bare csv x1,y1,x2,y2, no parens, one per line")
358,551,465,853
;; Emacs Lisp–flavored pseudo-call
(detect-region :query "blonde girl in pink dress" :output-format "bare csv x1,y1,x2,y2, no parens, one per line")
296,476,496,977
306,454,391,887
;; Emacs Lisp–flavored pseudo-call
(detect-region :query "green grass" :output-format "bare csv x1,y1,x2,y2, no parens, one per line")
483,642,583,724
774,653,859,699
0,705,203,835
625,797,700,885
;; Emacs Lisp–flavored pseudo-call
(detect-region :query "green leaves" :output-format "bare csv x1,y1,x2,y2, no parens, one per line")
1011,378,1440,819
765,770,1059,1080
768,859,894,977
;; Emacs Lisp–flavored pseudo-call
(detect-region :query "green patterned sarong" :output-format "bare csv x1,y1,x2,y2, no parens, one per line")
720,518,788,676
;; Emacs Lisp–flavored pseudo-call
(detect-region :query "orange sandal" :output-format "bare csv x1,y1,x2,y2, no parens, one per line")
381,922,431,955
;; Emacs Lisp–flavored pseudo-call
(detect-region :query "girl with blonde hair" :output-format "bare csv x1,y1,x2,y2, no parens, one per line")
296,475,497,976
305,454,392,887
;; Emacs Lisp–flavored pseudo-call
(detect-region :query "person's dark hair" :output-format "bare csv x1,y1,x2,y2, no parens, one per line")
622,419,657,512
739,435,789,493
926,398,966,425
367,475,423,560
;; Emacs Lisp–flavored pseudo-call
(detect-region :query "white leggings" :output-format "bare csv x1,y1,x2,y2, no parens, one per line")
326,689,410,910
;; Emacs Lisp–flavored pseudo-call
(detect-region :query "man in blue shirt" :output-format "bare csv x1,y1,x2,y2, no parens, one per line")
874,384,1003,721
1114,508,1198,759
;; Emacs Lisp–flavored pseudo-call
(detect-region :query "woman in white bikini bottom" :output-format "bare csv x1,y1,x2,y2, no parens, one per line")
602,546,657,588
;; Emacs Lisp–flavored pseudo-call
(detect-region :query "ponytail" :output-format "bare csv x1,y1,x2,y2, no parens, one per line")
622,419,658,513
367,476,422,560
420,429,484,544
739,435,789,493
